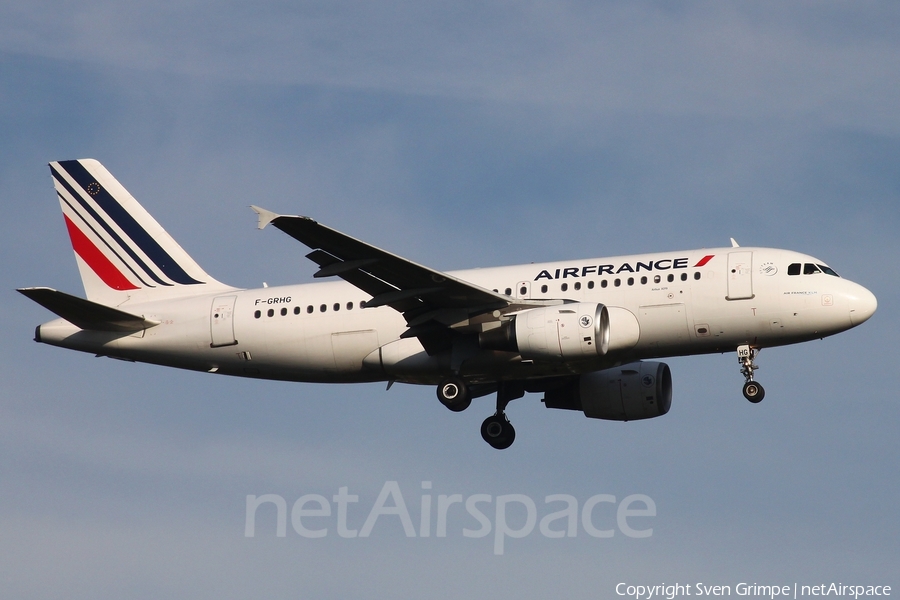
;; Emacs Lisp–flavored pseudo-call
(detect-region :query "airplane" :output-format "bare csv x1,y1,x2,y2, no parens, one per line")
18,159,878,449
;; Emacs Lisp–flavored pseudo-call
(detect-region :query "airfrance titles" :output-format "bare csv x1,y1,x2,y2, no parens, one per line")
534,257,701,281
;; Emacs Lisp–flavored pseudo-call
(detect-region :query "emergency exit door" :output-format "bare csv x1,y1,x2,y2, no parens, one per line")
210,296,238,347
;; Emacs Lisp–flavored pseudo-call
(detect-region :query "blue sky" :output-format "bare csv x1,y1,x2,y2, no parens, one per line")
1,2,898,598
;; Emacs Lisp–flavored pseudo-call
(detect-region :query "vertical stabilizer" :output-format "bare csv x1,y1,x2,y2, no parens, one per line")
50,159,232,306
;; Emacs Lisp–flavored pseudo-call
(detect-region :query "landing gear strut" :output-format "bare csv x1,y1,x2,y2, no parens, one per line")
480,382,523,450
738,345,765,403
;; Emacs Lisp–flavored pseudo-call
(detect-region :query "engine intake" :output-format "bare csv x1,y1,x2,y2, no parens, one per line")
543,361,672,421
479,302,609,360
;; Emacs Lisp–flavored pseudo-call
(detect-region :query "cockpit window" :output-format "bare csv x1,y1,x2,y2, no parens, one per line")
788,262,839,277
803,263,822,275
818,264,840,277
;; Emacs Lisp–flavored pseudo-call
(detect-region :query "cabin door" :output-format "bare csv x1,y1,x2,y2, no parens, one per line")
726,252,754,300
210,296,238,347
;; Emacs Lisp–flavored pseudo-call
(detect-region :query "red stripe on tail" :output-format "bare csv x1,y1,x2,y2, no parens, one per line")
64,215,138,291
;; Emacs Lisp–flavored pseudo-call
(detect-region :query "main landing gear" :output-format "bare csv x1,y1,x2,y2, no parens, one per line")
436,376,471,412
481,414,515,450
436,377,523,449
738,344,765,403
481,383,523,450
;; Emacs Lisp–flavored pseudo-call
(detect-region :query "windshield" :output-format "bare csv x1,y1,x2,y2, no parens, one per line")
788,262,840,277
818,264,840,277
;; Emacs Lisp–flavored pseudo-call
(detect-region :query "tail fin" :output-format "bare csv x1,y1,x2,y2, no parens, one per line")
50,159,232,306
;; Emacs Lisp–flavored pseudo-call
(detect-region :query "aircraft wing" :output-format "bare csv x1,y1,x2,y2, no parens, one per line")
251,207,549,353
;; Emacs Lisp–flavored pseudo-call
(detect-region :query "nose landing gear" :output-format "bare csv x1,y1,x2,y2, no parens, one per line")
738,344,765,403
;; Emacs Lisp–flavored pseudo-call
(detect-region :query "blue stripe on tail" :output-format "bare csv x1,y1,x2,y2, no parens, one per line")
56,161,203,286
51,165,170,287
57,191,157,288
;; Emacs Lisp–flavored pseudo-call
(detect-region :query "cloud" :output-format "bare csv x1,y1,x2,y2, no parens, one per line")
3,2,900,131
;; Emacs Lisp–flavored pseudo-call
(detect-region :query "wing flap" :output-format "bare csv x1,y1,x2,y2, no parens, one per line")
18,287,159,332
313,257,380,278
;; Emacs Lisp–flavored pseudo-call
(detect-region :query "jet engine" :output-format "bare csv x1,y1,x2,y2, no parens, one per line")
542,361,672,421
479,302,609,360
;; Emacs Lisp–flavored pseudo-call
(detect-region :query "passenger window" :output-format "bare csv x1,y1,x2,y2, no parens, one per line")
788,263,801,276
293,306,300,315
320,304,327,312
520,286,527,295
333,303,340,311
254,310,261,319
280,307,287,316
694,272,701,280
347,302,354,310
307,305,313,314
505,288,512,296
561,283,568,292
541,285,548,293
640,276,647,285
627,277,634,286
654,275,661,284
267,309,274,317
574,282,581,291
667,274,674,283
804,263,821,275
360,300,367,308
588,281,595,289
601,280,608,288
681,273,688,281
614,279,621,287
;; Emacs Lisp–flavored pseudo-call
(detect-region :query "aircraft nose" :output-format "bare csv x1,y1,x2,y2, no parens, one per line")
848,285,877,326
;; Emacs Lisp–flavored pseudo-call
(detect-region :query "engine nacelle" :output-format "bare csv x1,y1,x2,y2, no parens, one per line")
543,361,672,421
479,302,609,360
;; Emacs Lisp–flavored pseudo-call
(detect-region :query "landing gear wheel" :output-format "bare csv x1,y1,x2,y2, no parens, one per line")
742,381,765,403
737,345,765,404
481,414,516,450
437,377,471,412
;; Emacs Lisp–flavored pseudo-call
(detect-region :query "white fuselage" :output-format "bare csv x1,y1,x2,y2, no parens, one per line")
36,246,876,386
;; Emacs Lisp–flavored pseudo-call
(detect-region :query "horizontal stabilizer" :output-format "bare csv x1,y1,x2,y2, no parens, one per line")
17,287,160,332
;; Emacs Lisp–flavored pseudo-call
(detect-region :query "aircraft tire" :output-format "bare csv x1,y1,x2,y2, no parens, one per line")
437,377,471,412
742,381,765,403
481,414,515,449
